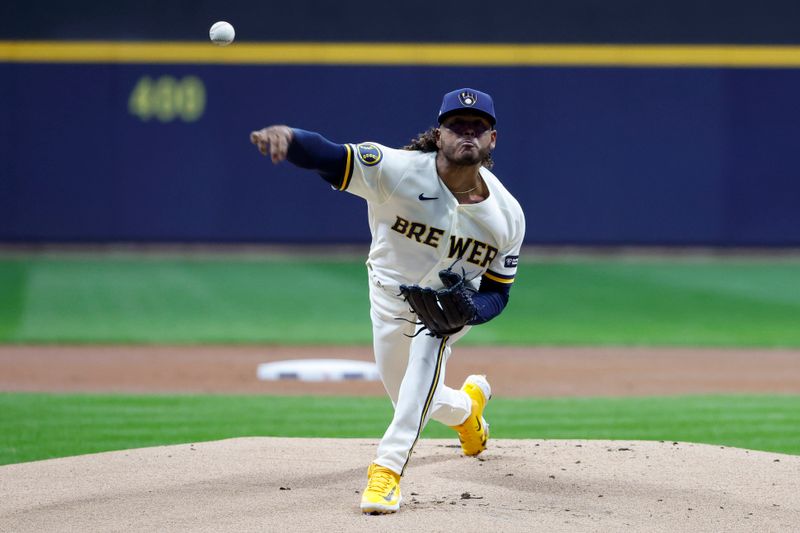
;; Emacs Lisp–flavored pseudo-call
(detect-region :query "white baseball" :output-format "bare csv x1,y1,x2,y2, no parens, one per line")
209,21,235,46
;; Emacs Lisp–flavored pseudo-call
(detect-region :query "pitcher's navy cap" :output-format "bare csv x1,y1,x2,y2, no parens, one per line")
437,88,496,126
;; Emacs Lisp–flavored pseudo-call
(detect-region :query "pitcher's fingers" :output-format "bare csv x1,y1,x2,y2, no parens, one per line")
269,132,284,163
252,132,270,155
275,132,290,160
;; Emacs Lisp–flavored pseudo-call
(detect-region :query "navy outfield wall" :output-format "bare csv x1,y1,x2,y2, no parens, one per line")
4,0,800,44
2,0,800,246
2,57,800,246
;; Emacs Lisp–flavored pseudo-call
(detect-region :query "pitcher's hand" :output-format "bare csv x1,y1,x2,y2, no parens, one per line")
250,125,293,163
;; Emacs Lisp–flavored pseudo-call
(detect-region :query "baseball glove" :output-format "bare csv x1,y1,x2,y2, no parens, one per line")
399,267,478,338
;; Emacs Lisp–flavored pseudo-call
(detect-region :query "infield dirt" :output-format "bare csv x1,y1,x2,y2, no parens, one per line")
2,345,800,396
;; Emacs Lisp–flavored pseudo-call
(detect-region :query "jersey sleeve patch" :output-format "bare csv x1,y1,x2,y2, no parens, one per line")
356,143,383,166
483,269,515,284
504,255,519,268
337,144,355,191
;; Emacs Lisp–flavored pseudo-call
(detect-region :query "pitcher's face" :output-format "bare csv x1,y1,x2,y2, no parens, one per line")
437,113,496,166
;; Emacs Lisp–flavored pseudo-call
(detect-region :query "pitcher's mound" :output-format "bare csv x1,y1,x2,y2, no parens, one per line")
1,438,797,532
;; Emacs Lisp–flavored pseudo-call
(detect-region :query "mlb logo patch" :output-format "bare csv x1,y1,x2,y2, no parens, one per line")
504,255,519,268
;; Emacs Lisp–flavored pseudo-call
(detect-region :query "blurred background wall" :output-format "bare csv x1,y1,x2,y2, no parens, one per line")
2,0,800,246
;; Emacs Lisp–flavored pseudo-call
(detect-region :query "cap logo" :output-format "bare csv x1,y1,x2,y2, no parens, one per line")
458,91,478,107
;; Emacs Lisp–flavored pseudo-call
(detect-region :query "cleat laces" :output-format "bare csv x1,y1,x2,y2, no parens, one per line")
367,470,395,496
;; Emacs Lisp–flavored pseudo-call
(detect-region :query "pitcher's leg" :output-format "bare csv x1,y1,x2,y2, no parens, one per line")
428,383,472,426
427,326,473,426
369,282,414,405
374,333,452,475
371,310,413,405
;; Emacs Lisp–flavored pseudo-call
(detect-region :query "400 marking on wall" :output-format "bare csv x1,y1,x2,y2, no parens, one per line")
128,75,206,122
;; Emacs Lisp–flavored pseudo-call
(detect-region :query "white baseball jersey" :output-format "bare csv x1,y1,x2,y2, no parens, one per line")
338,142,525,291
333,141,525,476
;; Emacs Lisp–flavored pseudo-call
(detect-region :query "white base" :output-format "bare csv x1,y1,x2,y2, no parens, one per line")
256,359,380,382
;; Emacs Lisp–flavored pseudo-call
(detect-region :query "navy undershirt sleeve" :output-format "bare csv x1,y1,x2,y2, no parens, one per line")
286,128,348,186
468,277,511,325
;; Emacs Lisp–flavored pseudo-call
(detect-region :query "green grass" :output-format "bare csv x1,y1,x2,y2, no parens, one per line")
0,258,370,344
1,392,798,465
1,256,799,346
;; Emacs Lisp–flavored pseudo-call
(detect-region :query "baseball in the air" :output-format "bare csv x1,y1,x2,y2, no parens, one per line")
209,21,235,46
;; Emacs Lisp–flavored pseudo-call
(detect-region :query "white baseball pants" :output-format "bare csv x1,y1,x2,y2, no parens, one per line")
368,273,473,476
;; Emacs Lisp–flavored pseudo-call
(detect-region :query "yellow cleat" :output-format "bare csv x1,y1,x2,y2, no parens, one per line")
451,374,492,456
360,463,402,514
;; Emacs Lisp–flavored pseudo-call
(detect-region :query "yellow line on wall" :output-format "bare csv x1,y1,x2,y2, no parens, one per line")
2,41,800,68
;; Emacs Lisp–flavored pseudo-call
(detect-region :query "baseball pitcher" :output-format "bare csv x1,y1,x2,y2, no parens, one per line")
250,88,525,514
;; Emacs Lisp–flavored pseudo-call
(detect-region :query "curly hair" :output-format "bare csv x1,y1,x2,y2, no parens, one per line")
402,127,494,169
